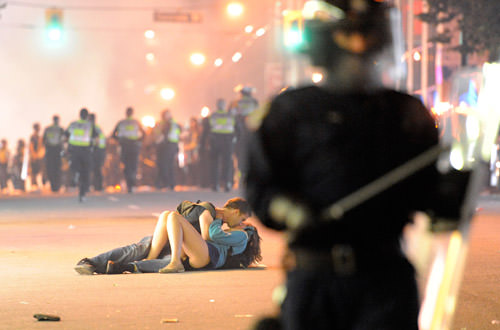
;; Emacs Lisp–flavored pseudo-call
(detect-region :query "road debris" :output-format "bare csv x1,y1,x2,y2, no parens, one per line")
33,314,60,321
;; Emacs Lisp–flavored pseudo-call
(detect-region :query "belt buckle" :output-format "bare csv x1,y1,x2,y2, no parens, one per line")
331,244,356,275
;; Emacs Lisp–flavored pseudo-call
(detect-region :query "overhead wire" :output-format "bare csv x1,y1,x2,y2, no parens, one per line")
5,1,210,11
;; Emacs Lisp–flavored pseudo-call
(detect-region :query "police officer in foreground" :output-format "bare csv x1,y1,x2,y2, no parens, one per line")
66,108,96,202
245,1,441,329
112,107,145,193
208,98,237,192
43,115,65,192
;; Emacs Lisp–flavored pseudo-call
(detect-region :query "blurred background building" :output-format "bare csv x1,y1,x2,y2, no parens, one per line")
1,0,498,146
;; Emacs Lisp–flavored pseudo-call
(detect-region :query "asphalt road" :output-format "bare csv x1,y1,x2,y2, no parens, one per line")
1,189,499,329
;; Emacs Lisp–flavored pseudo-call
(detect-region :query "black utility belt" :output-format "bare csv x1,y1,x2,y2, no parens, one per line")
293,244,403,276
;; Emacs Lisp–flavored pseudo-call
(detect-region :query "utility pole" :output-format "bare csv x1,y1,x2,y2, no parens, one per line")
284,0,303,87
435,12,444,103
406,0,415,93
421,0,429,106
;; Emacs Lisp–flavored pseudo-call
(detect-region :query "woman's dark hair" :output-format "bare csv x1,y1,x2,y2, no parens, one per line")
222,225,262,269
241,225,262,267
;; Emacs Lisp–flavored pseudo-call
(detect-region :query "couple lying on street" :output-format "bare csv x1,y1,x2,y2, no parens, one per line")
74,197,262,274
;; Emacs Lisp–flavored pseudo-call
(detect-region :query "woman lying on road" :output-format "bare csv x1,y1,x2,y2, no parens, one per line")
74,197,262,274
146,199,262,273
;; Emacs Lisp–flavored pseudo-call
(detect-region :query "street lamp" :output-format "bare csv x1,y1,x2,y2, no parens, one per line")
145,53,155,62
144,30,155,39
312,72,323,84
160,88,175,100
190,52,206,66
201,106,210,118
232,52,242,63
227,2,244,18
141,116,156,128
214,58,224,67
255,27,266,37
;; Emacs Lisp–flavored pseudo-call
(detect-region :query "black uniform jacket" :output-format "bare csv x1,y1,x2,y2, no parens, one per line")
245,86,439,250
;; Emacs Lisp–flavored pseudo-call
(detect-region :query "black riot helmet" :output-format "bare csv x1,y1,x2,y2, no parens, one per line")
298,0,404,91
301,0,392,66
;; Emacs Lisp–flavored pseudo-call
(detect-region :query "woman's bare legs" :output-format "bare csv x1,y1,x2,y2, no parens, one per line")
161,212,210,272
146,211,171,260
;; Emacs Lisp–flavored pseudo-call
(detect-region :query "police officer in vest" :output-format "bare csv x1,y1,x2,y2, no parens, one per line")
208,98,236,192
112,107,145,193
43,115,65,192
230,86,259,186
154,109,180,190
90,113,107,192
66,108,96,202
246,1,442,329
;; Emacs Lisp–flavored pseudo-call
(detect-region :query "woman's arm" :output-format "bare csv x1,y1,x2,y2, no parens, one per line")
209,219,247,246
198,209,214,240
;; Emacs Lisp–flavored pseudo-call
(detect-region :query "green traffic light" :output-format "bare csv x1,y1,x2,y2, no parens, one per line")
283,13,305,51
285,28,303,49
47,27,62,41
45,10,63,42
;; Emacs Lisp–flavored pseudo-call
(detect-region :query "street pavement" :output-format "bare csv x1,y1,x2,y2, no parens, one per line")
0,189,285,330
1,189,500,329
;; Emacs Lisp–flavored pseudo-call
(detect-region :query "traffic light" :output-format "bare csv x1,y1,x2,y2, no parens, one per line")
283,10,304,51
45,8,63,41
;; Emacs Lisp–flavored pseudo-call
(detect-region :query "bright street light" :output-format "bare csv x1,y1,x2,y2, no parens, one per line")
312,72,323,83
255,27,266,37
227,3,244,17
141,115,156,128
201,106,210,118
47,28,62,41
160,88,175,100
190,52,206,66
214,58,224,67
144,30,155,39
232,52,242,63
244,25,254,33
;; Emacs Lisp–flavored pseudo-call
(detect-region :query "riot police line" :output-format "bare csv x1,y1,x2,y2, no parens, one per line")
0,87,259,198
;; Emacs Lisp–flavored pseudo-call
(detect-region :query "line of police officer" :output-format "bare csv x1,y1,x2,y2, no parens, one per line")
43,107,140,202
38,86,259,201
112,107,145,193
201,90,259,192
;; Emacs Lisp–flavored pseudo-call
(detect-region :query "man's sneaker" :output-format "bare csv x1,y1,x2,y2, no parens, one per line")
106,261,138,274
74,258,96,275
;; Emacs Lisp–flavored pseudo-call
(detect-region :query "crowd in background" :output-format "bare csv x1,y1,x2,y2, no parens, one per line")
0,86,259,197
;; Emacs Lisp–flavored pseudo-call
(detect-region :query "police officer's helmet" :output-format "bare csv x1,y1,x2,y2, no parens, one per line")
126,107,134,117
80,108,89,119
216,98,227,111
241,86,253,95
301,0,392,67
